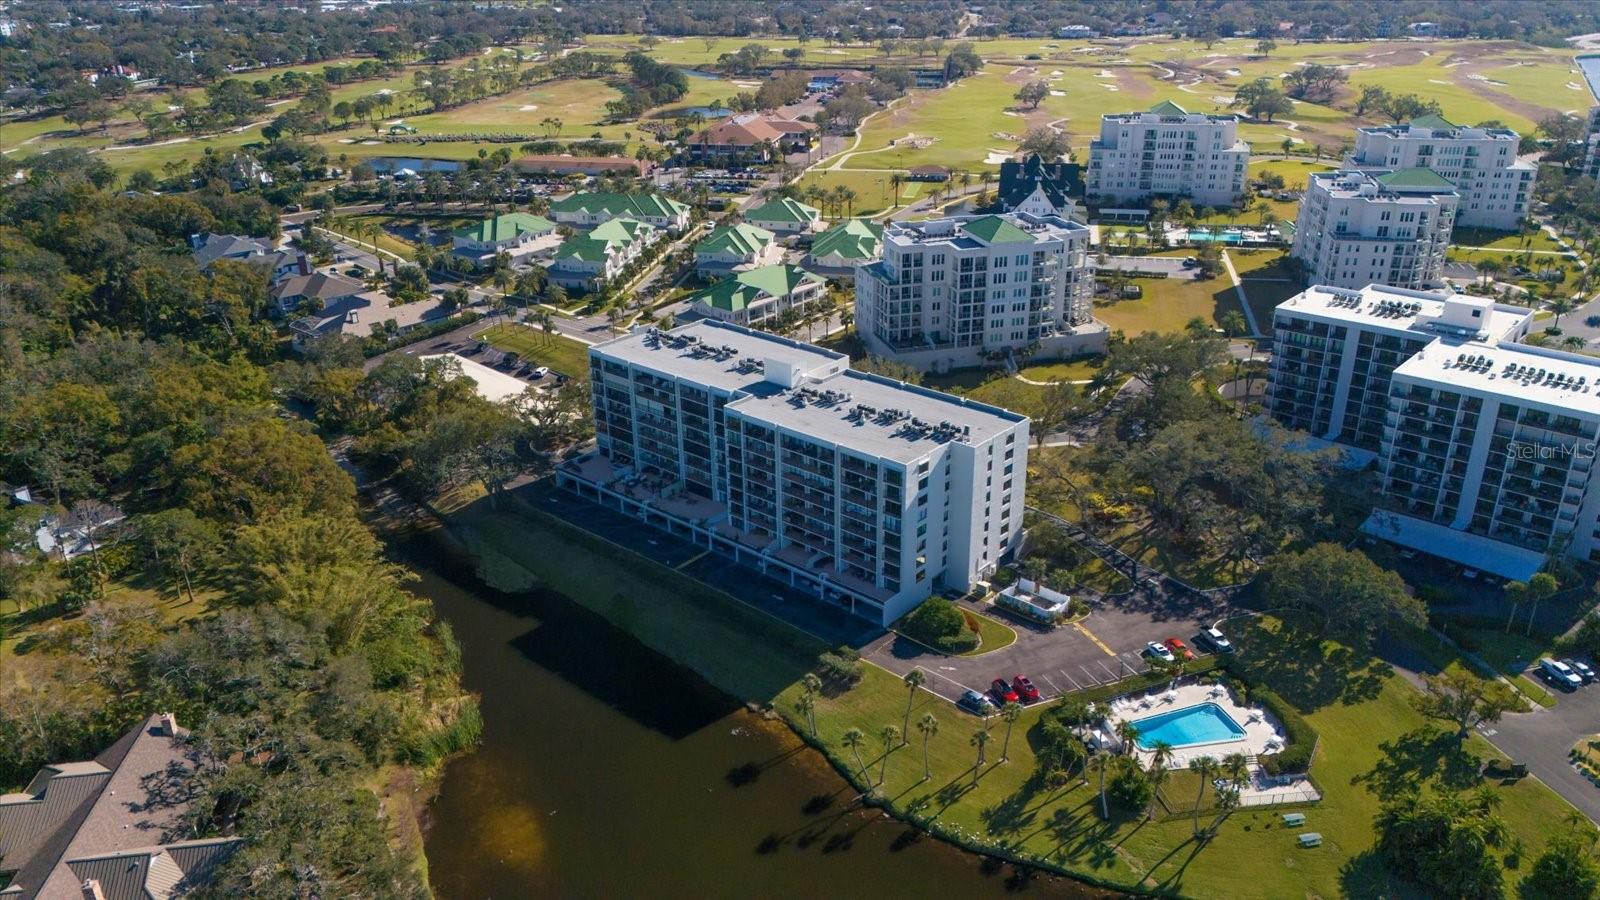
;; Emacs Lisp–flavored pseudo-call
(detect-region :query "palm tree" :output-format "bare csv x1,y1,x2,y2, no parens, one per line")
796,692,818,737
889,173,905,207
916,712,939,781
1188,756,1216,837
1146,741,1174,820
1092,752,1110,820
970,728,990,780
841,187,858,217
1564,334,1589,351
999,702,1022,761
606,306,623,334
842,727,868,781
878,725,900,785
1114,720,1140,756
1549,295,1578,332
901,668,926,743
1476,257,1503,287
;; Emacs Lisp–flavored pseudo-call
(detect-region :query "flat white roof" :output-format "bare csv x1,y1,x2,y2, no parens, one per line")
1273,284,1531,343
1392,340,1600,419
592,320,847,394
725,369,1026,463
420,353,530,403
1362,510,1544,581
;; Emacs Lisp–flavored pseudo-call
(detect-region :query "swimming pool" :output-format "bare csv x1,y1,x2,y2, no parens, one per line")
1129,703,1246,750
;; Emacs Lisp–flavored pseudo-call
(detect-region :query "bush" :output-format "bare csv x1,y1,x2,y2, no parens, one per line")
898,596,979,653
1107,757,1153,812
1252,686,1317,774
990,566,1018,588
817,650,863,686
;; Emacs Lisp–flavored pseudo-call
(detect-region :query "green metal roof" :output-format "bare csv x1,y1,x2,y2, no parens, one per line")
688,264,823,312
810,218,883,261
1149,100,1188,116
1409,113,1456,130
453,212,555,243
961,215,1034,245
746,196,822,224
1375,167,1456,189
587,217,653,244
554,234,615,262
547,191,688,219
696,223,775,256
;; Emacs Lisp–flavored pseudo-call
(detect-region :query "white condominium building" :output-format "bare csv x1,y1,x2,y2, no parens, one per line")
1086,101,1250,208
1349,116,1534,231
854,212,1103,372
1290,169,1458,291
1265,284,1600,579
1582,107,1600,183
559,320,1030,626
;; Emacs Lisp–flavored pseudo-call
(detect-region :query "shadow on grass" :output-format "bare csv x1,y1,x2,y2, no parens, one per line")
1354,724,1483,797
1230,617,1390,711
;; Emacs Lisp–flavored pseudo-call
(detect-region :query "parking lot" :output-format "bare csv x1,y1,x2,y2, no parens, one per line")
864,588,1237,710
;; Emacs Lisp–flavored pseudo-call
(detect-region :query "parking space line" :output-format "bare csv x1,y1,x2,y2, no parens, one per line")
674,550,710,570
1041,673,1062,695
1060,669,1082,690
1072,621,1116,657
1096,659,1120,681
1080,665,1101,686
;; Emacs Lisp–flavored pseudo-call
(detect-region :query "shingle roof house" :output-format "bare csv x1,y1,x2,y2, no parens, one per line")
0,714,240,900
547,192,690,233
693,223,782,276
270,271,367,317
807,218,884,273
744,196,825,235
686,114,818,162
687,263,827,326
995,153,1083,219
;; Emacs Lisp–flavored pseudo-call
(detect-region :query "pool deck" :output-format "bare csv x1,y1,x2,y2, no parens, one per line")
1104,681,1321,807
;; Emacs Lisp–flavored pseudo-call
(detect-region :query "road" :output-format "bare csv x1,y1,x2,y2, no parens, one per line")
1485,683,1600,823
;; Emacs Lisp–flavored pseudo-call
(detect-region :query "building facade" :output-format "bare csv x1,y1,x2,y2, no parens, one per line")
1262,284,1600,579
1348,116,1534,231
1289,169,1459,290
547,191,690,233
558,321,1029,626
854,212,1103,372
1086,101,1250,208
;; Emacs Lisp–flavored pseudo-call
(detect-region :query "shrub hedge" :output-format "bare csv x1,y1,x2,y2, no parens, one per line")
1252,686,1317,774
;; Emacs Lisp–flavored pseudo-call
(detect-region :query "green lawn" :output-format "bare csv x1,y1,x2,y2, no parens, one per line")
794,169,933,218
1017,356,1107,383
1093,275,1246,336
772,612,1579,898
476,323,594,379
1250,158,1337,191
1453,227,1565,253
959,609,1018,657
1447,247,1583,296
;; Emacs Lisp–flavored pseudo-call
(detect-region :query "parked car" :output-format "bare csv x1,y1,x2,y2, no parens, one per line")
531,366,551,379
1180,256,1199,268
958,689,996,716
1540,657,1583,691
1565,658,1597,684
1198,627,1234,653
1164,637,1194,661
1011,675,1041,703
990,678,1020,706
1145,641,1175,664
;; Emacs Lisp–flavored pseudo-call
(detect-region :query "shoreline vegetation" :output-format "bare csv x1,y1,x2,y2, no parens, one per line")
430,483,1581,897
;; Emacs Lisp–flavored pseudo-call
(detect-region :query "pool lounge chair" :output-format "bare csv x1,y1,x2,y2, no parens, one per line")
1298,832,1322,848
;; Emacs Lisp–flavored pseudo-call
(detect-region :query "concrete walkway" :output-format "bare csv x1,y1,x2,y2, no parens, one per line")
1222,249,1263,337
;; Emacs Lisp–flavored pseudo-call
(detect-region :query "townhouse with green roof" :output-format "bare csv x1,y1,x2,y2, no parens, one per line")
450,212,560,269
693,223,782,278
686,264,828,327
546,217,659,292
547,191,691,233
743,196,825,236
807,218,883,276
1290,168,1458,290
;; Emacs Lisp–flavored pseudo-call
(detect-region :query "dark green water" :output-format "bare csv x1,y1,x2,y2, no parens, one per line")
409,558,1106,899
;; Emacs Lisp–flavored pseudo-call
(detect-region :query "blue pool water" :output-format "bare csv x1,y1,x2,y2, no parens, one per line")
1130,703,1246,750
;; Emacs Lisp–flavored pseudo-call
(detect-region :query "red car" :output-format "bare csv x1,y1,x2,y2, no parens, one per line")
989,678,1020,705
1164,637,1194,661
1011,675,1041,703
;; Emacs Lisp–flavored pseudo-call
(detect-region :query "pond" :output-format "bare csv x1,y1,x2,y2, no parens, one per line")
1577,55,1600,103
409,533,1103,898
365,156,463,174
677,67,722,79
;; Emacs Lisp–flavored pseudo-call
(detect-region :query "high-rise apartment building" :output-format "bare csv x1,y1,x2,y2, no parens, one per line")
1264,284,1600,579
1290,169,1458,290
854,212,1103,372
559,320,1030,626
1086,101,1250,208
1348,116,1534,231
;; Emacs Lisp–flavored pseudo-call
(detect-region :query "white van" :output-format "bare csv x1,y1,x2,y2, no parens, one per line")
1540,658,1583,691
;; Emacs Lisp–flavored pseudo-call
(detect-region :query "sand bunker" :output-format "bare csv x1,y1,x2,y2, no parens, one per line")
1224,68,1241,77
1468,73,1508,86
1096,70,1113,78
985,150,1014,164
1569,82,1587,91
1101,84,1120,91
519,105,539,111
1003,110,1022,116
733,80,760,88
1049,90,1066,96
359,140,381,145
